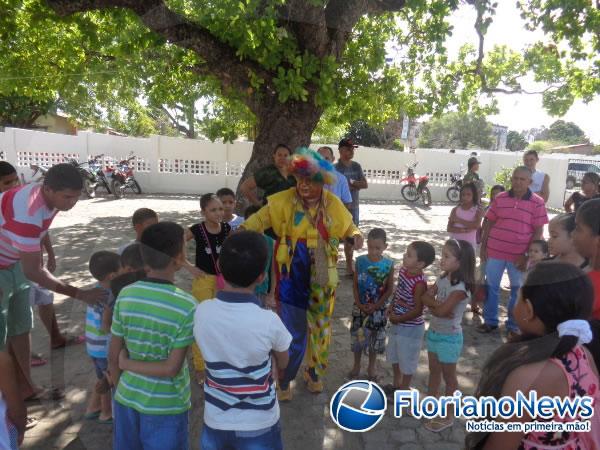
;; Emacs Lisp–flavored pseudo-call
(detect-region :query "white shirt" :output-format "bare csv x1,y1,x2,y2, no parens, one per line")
227,215,245,231
530,170,546,194
194,291,292,431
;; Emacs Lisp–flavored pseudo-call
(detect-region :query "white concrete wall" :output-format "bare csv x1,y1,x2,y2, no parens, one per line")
1,127,597,209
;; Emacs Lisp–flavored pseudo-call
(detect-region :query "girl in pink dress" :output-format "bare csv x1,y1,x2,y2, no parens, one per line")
466,261,600,450
447,183,483,251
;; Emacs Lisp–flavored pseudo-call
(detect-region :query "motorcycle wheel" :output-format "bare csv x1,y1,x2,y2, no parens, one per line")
401,184,419,202
421,187,432,206
83,178,96,199
446,186,460,203
129,180,142,195
111,179,124,199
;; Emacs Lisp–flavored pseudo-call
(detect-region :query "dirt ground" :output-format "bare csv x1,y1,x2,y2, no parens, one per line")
21,195,523,450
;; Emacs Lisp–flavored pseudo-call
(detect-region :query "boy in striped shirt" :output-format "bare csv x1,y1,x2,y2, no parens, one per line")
109,222,197,450
85,251,120,423
386,241,435,394
194,231,291,449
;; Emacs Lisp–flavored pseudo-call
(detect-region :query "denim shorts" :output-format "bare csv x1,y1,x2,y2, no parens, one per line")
426,330,463,364
113,401,189,450
91,357,108,380
201,420,283,450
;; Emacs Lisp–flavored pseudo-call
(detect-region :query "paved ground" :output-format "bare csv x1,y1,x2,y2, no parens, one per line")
21,195,520,450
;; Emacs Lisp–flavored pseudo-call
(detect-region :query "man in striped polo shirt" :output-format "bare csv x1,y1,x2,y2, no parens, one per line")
0,163,106,399
478,166,548,339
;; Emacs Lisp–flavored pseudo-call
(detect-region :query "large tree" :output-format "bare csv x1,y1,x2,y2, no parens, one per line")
2,0,599,183
537,120,589,145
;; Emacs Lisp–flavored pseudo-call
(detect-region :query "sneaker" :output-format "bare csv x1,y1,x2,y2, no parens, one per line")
476,324,498,334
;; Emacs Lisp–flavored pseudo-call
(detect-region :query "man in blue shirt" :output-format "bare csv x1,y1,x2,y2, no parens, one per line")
317,146,352,207
334,139,368,276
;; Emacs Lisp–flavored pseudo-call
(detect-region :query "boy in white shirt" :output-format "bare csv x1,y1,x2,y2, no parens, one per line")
194,231,291,449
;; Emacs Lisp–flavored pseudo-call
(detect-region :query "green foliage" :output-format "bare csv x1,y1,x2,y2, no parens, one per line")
536,120,588,145
0,0,598,145
345,120,385,148
418,113,495,149
526,140,562,153
506,131,528,152
494,164,519,190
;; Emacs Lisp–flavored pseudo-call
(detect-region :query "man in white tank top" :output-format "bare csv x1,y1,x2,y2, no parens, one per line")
523,150,550,203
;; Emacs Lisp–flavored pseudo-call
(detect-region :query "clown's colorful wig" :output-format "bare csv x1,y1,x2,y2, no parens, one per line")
288,147,337,185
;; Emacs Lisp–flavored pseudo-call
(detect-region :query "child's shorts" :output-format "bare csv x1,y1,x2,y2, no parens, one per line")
29,283,54,306
426,330,463,364
91,357,108,380
386,324,424,375
350,306,386,355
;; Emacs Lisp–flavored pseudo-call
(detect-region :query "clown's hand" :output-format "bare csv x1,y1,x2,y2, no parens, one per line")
353,234,364,250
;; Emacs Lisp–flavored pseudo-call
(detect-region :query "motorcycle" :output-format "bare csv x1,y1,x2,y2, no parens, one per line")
105,152,142,199
86,154,112,197
30,163,48,182
400,162,431,206
446,168,464,203
66,157,101,198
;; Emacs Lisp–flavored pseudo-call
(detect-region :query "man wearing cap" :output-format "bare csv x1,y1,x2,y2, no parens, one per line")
335,138,368,275
464,156,484,197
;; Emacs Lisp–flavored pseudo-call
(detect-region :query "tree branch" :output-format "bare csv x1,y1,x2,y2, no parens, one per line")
278,0,329,57
45,0,275,113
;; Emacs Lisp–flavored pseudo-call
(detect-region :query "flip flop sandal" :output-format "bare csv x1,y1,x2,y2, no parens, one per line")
346,370,360,380
83,411,101,420
25,417,40,430
52,335,85,349
97,417,113,425
31,355,48,367
366,374,379,383
25,387,65,403
424,418,453,433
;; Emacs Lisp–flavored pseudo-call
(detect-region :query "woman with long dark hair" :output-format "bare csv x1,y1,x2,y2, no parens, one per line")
466,261,600,450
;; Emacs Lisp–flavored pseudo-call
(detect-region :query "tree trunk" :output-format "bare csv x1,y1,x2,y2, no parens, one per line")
236,98,323,209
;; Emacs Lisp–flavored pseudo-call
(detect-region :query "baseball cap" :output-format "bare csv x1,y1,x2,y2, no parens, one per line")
338,138,358,149
468,156,482,167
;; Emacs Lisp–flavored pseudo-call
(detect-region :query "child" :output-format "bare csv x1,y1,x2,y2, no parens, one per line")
217,187,244,230
547,213,588,270
191,231,291,449
527,239,549,270
109,222,196,450
349,228,395,381
117,208,158,254
185,193,231,381
85,251,120,424
422,239,475,432
564,171,600,212
573,199,600,319
0,352,26,450
386,241,435,394
447,183,483,250
466,262,600,450
244,205,276,308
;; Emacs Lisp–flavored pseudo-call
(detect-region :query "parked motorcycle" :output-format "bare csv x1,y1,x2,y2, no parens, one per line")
400,162,431,206
29,163,48,182
86,154,112,197
105,152,142,199
66,157,101,198
446,171,463,203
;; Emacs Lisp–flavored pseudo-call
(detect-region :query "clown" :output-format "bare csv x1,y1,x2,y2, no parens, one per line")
241,148,364,399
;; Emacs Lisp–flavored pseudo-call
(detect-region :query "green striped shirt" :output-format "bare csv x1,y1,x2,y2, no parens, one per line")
111,279,197,415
